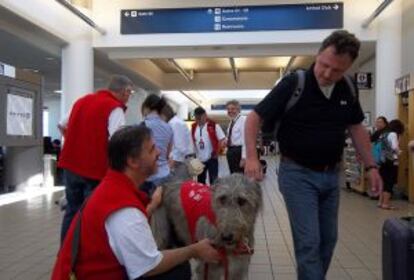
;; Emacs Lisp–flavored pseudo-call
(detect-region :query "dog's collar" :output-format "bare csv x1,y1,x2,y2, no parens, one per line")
204,241,254,280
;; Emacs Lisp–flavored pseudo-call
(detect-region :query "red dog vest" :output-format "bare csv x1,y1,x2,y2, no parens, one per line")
180,180,216,242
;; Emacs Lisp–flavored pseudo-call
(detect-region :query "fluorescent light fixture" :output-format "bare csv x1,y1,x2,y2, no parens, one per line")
198,90,270,100
362,0,393,28
283,56,296,76
229,57,239,82
22,68,39,73
161,90,200,106
55,0,106,35
167,59,194,82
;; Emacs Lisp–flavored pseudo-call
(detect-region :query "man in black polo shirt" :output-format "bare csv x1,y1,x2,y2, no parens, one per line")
244,30,382,280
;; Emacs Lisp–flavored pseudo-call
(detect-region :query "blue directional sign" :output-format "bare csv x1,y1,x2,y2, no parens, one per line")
121,3,343,34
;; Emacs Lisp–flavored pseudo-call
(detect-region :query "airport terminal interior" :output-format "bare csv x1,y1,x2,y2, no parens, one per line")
0,0,414,279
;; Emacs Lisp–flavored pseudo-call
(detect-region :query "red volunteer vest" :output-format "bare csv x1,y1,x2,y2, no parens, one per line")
180,180,216,242
191,119,220,158
58,90,125,180
51,169,149,280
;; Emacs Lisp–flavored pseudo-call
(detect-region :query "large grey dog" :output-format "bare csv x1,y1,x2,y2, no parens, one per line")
151,163,262,280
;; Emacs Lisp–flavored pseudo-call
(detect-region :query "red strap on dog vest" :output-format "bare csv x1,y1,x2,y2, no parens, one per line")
204,249,228,280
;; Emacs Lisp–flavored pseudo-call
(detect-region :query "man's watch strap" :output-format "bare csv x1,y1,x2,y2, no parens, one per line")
364,165,378,172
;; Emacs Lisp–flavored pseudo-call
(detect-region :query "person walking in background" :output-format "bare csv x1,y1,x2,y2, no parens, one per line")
244,30,382,280
377,119,405,210
58,75,134,243
140,94,173,215
160,103,194,169
371,116,388,142
191,107,226,184
225,100,246,174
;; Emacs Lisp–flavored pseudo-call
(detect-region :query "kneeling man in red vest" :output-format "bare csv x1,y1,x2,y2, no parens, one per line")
51,124,220,280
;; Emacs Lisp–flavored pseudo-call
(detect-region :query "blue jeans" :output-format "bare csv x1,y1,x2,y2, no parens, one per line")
278,160,339,280
60,169,99,243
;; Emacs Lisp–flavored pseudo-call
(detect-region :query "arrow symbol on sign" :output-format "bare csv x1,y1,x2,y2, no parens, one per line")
124,11,130,17
333,4,339,10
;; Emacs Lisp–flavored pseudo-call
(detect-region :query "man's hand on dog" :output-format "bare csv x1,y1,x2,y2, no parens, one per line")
146,186,163,216
192,239,221,263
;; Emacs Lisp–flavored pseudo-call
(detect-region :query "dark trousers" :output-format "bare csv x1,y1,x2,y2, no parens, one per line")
60,169,99,243
197,157,218,185
139,261,191,280
226,146,243,174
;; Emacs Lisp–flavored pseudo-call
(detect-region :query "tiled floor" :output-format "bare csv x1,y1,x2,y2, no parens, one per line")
1,156,414,279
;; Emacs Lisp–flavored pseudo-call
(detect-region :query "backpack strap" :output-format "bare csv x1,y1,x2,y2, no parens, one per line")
284,69,306,113
343,75,357,100
69,199,88,280
273,70,306,138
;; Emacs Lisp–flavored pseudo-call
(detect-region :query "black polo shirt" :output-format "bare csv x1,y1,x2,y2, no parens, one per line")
255,66,364,166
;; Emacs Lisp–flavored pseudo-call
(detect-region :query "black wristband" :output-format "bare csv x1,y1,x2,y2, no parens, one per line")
364,165,378,172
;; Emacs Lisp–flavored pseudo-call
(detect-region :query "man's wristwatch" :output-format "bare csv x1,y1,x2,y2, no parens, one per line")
364,165,378,172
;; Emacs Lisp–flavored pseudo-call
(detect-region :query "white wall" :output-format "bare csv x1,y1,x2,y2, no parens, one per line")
354,57,376,127
402,0,414,75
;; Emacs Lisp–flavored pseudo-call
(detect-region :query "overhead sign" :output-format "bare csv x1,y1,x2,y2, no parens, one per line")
355,72,372,90
121,3,343,34
7,94,33,136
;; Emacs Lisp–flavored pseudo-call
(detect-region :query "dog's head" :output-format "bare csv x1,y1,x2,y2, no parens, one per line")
211,174,262,249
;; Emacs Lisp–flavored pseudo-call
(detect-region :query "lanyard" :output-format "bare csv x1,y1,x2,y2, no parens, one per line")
199,124,205,138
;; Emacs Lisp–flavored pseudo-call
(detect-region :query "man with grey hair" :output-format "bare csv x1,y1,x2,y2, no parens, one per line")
58,74,135,242
225,99,246,174
245,30,382,279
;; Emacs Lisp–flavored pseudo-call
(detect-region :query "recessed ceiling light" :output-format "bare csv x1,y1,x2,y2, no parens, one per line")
45,57,55,61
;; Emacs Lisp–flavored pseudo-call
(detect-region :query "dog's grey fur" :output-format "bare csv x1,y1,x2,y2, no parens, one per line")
151,163,262,280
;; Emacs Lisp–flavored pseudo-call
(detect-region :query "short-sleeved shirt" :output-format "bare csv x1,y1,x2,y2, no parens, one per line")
255,65,364,166
169,116,194,162
193,123,226,162
144,113,173,182
105,208,162,279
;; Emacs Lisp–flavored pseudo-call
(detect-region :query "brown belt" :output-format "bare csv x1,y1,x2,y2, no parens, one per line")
281,156,337,172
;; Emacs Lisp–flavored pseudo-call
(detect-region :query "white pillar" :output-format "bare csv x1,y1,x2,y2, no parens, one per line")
61,32,93,117
375,0,402,120
177,103,189,120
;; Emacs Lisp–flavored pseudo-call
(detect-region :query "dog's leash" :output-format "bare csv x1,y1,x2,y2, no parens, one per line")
204,248,228,280
203,241,254,280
